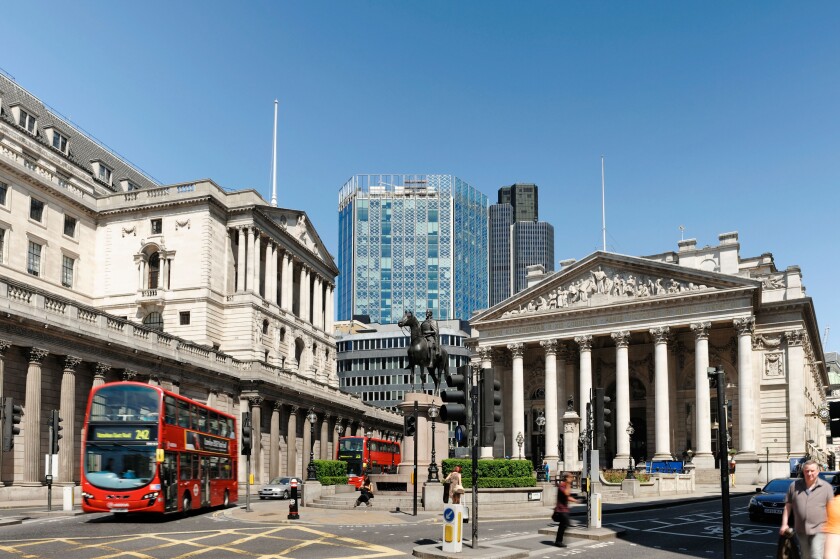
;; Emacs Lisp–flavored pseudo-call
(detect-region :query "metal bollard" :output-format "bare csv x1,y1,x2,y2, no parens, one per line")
287,479,300,520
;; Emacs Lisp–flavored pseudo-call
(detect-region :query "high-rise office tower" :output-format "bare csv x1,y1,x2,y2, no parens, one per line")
489,183,554,307
338,174,488,323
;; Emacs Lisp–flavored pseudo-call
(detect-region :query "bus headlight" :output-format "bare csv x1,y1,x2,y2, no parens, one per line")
82,492,94,499
142,491,160,500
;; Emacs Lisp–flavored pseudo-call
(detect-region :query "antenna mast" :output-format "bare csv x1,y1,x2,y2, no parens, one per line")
601,155,606,251
270,99,278,207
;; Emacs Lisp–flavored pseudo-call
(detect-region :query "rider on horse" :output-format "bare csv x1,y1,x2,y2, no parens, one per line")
420,310,441,364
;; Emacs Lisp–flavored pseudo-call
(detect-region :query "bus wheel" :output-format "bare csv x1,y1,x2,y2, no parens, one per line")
182,493,191,513
223,490,230,507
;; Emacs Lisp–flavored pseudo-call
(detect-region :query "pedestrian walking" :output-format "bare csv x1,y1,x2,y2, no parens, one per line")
543,461,550,482
780,460,833,559
729,457,736,487
444,465,464,505
354,475,374,508
552,472,577,548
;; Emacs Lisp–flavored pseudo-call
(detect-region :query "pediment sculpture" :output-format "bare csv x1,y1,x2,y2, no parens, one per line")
501,265,715,317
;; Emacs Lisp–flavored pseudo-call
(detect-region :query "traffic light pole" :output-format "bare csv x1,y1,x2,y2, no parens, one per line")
708,366,732,559
412,401,418,517
471,380,479,549
47,420,54,512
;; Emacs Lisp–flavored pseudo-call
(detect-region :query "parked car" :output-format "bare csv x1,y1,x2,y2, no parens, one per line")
749,478,796,522
258,477,302,500
819,471,840,495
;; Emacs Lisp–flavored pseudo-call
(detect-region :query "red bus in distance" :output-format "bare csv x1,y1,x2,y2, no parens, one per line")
80,381,238,514
336,436,401,488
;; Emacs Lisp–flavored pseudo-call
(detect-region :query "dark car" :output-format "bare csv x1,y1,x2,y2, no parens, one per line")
258,477,302,500
819,471,840,495
749,478,796,521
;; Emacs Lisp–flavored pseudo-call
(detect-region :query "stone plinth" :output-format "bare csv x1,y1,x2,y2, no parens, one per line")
398,392,447,486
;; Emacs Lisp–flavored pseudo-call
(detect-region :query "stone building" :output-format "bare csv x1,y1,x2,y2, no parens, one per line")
469,233,828,484
0,74,400,498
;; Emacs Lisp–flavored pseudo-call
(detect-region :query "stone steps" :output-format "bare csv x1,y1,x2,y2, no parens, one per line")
310,492,548,511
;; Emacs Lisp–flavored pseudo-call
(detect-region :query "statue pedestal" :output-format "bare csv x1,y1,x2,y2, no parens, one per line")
398,392,447,485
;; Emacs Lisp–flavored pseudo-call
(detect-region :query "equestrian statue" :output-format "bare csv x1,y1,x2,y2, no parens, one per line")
398,310,448,396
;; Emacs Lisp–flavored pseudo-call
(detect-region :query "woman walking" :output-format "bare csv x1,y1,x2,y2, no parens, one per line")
553,472,577,548
444,465,464,505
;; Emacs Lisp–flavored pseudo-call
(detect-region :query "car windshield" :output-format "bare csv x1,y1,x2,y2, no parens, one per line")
820,472,838,483
764,479,795,493
268,478,287,485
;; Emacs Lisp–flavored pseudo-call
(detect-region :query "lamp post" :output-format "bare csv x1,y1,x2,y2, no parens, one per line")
536,412,546,465
516,431,524,460
626,422,635,479
306,410,317,481
428,403,440,482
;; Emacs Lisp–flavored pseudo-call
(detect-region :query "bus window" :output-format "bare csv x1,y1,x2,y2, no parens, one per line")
208,412,220,436
179,454,192,480
220,457,232,479
164,396,177,425
197,407,208,433
177,399,190,429
210,457,220,479
225,418,234,438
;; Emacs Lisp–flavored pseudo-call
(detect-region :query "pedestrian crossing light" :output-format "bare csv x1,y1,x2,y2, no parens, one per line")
241,412,252,455
2,397,22,452
404,413,417,437
480,368,502,447
50,410,63,454
440,365,471,428
594,388,611,450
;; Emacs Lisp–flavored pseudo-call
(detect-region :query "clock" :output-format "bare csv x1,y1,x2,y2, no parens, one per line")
819,405,830,420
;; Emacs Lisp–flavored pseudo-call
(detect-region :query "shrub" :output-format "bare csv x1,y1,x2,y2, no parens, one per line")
312,460,348,485
441,458,537,488
601,469,650,483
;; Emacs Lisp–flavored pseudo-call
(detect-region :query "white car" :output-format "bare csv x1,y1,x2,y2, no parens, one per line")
258,477,302,500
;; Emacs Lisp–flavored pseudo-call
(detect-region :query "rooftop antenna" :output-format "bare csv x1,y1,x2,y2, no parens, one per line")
270,99,278,207
679,225,686,241
601,155,606,251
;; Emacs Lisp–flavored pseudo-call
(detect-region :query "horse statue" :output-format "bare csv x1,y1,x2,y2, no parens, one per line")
397,310,448,396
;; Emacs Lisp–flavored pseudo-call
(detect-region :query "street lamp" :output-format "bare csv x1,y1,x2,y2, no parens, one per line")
626,422,635,479
307,410,317,481
428,403,440,482
536,412,546,465
516,431,524,460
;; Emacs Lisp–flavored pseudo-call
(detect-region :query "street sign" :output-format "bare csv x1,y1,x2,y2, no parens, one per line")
455,425,465,442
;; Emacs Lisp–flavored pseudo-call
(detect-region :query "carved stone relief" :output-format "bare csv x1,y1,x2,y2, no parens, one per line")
764,352,785,379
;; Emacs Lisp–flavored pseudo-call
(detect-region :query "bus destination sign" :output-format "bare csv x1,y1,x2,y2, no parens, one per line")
90,425,158,442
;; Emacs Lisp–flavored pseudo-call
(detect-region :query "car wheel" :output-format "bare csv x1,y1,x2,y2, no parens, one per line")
259,496,266,500
283,490,289,499
182,493,191,514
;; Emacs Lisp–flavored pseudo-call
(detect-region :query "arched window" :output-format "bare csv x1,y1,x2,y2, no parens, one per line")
148,252,160,289
262,319,269,335
294,339,304,370
143,312,163,331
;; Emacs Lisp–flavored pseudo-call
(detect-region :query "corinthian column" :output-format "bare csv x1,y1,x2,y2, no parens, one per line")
650,327,672,460
320,414,331,459
58,355,82,484
23,348,49,485
253,231,262,297
282,254,294,312
236,227,246,292
575,335,593,416
611,331,631,467
691,322,714,467
734,317,756,455
508,343,525,458
540,339,560,466
245,227,255,292
287,406,299,477
269,401,281,479
479,347,495,459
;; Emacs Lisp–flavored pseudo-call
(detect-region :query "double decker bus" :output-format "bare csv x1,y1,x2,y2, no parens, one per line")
336,435,401,488
80,381,238,514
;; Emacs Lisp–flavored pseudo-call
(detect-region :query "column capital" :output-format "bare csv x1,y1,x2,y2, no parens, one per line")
273,400,283,412
574,335,593,351
95,362,111,377
691,321,712,340
649,326,671,344
785,329,805,347
63,355,83,371
733,316,755,337
611,331,631,348
27,347,49,364
248,395,264,408
289,405,300,415
122,368,139,381
540,339,558,355
507,342,524,359
0,339,11,357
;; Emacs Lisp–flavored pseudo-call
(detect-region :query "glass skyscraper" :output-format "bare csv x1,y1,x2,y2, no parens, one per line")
338,174,488,323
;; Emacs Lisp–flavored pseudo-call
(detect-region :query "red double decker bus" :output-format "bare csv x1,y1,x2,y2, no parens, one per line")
336,435,401,488
80,381,238,514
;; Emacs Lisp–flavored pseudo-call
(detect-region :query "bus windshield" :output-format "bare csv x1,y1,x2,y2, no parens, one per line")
84,443,157,490
89,384,160,422
338,438,364,452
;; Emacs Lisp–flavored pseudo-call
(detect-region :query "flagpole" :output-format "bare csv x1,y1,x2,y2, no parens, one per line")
601,155,606,251
270,99,278,207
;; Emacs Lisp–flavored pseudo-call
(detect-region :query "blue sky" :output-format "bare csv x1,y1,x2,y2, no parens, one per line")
2,1,838,348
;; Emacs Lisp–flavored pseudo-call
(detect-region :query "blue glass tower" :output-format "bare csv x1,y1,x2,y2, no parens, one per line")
338,174,488,323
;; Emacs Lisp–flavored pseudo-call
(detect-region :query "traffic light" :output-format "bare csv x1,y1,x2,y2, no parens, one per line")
480,368,501,447
50,410,63,454
2,397,22,452
593,388,611,450
440,365,471,427
404,412,417,437
241,412,252,455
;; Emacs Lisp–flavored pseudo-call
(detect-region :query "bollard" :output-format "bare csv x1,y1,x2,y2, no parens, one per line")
442,504,463,553
63,486,74,511
287,479,300,520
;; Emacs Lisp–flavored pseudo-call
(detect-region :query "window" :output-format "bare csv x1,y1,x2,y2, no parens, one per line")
61,255,74,288
18,109,36,133
98,164,112,184
27,241,41,276
30,198,44,222
0,229,5,263
151,218,162,234
179,311,190,325
63,215,77,238
0,181,7,206
52,130,69,153
142,311,163,331
148,252,160,288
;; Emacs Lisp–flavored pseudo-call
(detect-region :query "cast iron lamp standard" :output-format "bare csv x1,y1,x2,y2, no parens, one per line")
306,410,317,481
427,403,440,482
626,422,635,479
516,431,524,460
536,412,546,465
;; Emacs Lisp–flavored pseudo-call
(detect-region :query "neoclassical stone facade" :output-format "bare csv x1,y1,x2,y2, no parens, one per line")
0,74,400,498
470,234,828,483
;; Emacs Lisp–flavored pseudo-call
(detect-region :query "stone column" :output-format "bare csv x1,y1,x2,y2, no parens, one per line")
540,339,560,466
236,228,246,292
786,330,806,458
575,335,593,417
161,257,170,290
479,347,495,459
300,266,310,322
611,331,631,468
557,344,568,426
266,242,276,304
302,409,313,475
58,355,82,484
253,231,262,297
282,254,294,312
136,256,145,291
508,343,525,459
734,317,756,455
691,322,714,467
325,285,334,333
248,396,263,483
23,348,48,485
269,401,281,479
245,227,255,292
320,414,331,459
287,406,299,477
92,363,109,387
0,340,9,399
650,327,672,460
313,276,323,330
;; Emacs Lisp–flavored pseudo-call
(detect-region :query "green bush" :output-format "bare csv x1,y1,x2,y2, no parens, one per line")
441,459,537,488
312,460,348,485
601,469,650,483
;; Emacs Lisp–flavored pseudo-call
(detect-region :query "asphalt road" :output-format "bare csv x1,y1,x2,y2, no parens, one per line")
0,494,784,559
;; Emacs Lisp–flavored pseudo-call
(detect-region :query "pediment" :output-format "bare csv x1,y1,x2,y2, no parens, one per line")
476,252,759,322
264,209,335,269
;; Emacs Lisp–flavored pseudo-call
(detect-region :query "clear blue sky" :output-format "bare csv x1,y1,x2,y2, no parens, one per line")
2,1,838,348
